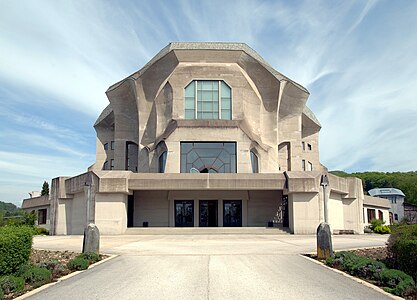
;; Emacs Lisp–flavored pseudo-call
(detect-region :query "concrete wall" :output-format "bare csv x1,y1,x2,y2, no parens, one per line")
247,190,283,226
363,205,390,225
288,192,320,234
134,191,169,227
328,192,344,231
95,193,128,234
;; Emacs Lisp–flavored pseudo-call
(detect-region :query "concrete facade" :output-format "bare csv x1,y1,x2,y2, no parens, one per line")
368,188,405,223
22,43,371,234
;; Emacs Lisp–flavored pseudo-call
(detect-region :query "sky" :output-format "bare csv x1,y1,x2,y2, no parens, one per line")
1,0,417,206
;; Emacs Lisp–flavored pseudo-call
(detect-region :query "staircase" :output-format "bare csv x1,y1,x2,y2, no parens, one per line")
124,226,290,235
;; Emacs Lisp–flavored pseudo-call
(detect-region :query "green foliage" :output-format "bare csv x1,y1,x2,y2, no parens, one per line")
22,266,51,287
67,257,89,271
0,285,3,299
0,226,33,276
41,181,49,196
330,171,417,204
369,218,385,230
373,225,391,234
0,275,24,294
0,201,18,213
0,212,37,227
78,252,100,263
37,259,65,278
387,224,417,279
377,269,416,297
32,227,49,235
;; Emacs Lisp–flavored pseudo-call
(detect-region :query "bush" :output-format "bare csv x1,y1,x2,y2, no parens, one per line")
377,269,416,297
77,252,100,263
37,259,66,278
370,218,385,231
373,225,391,234
22,266,51,287
0,285,3,299
32,227,49,235
0,275,24,294
0,226,33,275
67,257,89,271
387,224,417,279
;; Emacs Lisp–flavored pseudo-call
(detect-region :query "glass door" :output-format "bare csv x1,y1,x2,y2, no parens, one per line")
175,200,194,227
223,200,242,227
199,200,218,227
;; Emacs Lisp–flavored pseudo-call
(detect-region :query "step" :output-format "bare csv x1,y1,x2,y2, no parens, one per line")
123,227,291,235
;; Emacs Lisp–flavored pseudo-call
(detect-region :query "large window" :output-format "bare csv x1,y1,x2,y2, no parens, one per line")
185,80,231,120
180,142,236,173
250,150,259,173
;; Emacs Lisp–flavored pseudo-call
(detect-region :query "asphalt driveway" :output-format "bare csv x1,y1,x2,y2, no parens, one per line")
26,234,391,300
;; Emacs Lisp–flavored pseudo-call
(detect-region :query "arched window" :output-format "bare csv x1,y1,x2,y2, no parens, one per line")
158,151,167,173
185,80,231,120
250,150,259,173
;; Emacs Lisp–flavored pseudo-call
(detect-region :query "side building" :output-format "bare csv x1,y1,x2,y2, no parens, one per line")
23,42,368,235
368,188,405,224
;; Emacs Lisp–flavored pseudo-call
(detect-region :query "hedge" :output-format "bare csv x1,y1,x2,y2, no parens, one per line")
22,266,51,287
387,224,417,279
0,226,33,276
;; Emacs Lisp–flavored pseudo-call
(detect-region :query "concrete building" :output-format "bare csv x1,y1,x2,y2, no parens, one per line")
22,42,369,235
368,188,405,224
362,195,391,226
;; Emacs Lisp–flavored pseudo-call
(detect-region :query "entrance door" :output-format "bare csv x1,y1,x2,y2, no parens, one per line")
223,200,242,227
199,200,218,227
175,200,194,227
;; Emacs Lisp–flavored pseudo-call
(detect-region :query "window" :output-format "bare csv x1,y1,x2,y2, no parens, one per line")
104,143,108,150
307,161,313,171
184,80,231,120
307,143,312,151
367,209,376,222
302,142,305,151
302,160,306,171
111,141,115,150
250,150,259,173
378,210,383,220
159,151,167,173
180,142,236,173
110,159,114,170
394,213,398,221
103,161,108,170
38,209,47,225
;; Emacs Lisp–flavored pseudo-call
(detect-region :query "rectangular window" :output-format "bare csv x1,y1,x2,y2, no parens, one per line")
367,209,376,222
110,159,114,170
307,161,313,171
302,159,306,171
307,143,312,151
103,161,108,170
180,142,236,173
185,80,231,120
104,143,108,150
302,142,305,151
38,209,47,225
378,210,383,221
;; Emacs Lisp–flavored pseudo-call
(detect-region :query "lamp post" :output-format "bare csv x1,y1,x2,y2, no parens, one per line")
317,173,333,259
320,174,329,223
82,172,100,253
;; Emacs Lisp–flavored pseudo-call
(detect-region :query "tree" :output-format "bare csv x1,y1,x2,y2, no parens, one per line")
41,181,49,196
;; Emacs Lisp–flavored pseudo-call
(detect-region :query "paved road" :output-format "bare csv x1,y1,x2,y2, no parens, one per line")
27,234,391,300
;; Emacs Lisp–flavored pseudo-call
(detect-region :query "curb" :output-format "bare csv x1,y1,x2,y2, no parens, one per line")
299,254,403,300
15,254,118,299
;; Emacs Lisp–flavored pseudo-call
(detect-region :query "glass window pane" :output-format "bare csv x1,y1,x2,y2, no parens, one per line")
185,82,195,97
202,81,213,90
185,97,195,109
221,98,230,109
185,110,195,119
202,112,213,119
202,91,213,100
221,82,231,97
221,109,231,120
202,102,212,111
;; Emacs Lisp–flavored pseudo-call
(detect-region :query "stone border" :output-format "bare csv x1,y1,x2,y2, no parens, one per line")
300,253,402,300
15,254,118,299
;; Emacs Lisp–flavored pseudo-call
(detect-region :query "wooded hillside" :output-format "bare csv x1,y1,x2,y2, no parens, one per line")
330,171,417,205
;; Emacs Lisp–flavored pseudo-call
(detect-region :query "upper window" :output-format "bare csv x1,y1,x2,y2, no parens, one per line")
159,151,167,173
104,143,109,150
185,80,231,120
250,150,259,173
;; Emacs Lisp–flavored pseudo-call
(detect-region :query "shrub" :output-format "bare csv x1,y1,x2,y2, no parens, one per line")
33,227,49,235
370,218,385,231
22,266,51,287
0,285,3,300
0,275,25,294
37,259,65,278
387,224,417,279
377,269,416,297
373,225,391,234
77,252,100,263
67,257,89,271
0,226,33,275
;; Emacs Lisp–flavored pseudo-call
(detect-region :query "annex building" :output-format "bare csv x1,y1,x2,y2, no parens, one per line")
22,43,388,235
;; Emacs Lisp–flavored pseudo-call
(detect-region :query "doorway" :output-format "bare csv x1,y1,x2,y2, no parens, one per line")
175,200,194,227
199,200,218,227
223,200,242,227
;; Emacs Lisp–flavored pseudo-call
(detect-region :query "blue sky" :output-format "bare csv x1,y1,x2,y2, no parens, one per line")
1,0,417,206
